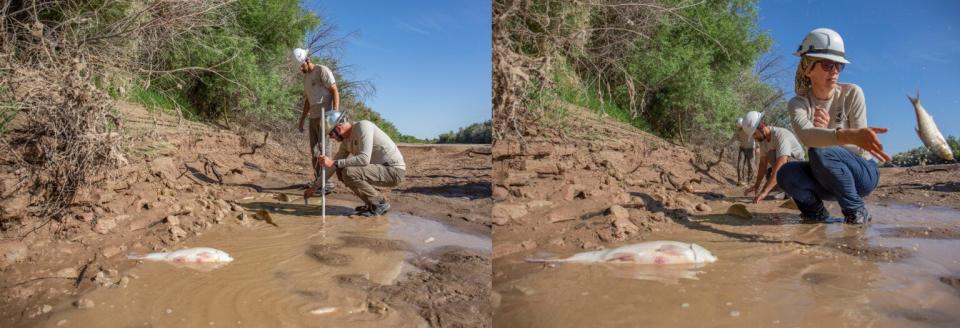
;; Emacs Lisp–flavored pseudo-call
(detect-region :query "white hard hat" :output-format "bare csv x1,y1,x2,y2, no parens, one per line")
794,28,849,64
736,117,743,127
741,111,764,136
324,110,342,128
291,48,308,64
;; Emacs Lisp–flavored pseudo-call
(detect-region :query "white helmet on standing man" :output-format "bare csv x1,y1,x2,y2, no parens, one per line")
794,28,849,64
740,111,764,136
291,48,309,64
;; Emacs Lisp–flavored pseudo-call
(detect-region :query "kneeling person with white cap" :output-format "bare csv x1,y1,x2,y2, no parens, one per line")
306,120,406,216
741,111,805,204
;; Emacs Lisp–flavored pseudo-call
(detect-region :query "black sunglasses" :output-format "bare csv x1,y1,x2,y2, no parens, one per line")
817,60,845,73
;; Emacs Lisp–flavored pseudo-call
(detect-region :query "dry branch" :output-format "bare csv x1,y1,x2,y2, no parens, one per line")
239,132,269,158
1,0,236,234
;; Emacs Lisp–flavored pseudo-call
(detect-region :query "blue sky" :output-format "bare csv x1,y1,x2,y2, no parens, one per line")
302,1,491,140
757,0,960,154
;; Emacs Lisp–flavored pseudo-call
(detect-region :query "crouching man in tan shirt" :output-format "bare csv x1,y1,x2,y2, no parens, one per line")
305,120,406,216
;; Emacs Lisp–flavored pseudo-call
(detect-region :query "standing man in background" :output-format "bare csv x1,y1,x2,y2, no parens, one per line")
292,48,340,194
730,118,756,185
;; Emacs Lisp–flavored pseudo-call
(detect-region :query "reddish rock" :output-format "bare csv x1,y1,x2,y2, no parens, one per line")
169,226,187,240
75,212,95,222
492,186,509,201
493,241,523,259
558,184,585,201
504,172,536,186
55,267,78,278
101,246,124,258
93,218,117,234
164,215,180,226
74,298,95,309
492,203,527,225
606,205,629,220
0,241,28,268
524,200,554,211
611,216,640,237
520,240,538,250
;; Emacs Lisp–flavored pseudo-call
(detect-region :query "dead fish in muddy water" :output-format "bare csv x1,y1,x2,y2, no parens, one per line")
127,247,233,264
908,91,955,161
527,241,717,265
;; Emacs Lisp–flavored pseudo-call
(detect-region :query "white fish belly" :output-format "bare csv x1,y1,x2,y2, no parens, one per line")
915,105,954,161
136,247,233,263
538,241,717,265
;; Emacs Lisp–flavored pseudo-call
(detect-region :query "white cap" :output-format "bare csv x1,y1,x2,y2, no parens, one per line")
324,110,342,128
794,28,850,64
736,117,743,127
741,111,763,136
291,48,308,64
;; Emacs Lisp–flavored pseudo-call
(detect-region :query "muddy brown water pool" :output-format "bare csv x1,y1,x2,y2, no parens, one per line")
30,197,490,328
495,203,960,327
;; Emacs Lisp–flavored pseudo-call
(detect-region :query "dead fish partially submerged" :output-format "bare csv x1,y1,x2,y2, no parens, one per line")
527,241,717,265
127,247,233,264
908,91,954,161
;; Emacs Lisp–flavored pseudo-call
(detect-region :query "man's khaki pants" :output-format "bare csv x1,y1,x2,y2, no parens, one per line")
308,117,335,184
335,165,405,205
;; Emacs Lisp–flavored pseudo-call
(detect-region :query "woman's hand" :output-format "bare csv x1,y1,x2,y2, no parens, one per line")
813,106,829,128
753,190,768,204
838,127,892,162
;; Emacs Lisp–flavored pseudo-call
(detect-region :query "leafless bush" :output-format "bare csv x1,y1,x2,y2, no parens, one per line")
492,0,673,143
0,0,235,233
492,0,562,143
3,66,122,222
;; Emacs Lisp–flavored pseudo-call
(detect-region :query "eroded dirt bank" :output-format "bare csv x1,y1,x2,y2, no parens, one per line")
492,105,960,327
0,102,491,327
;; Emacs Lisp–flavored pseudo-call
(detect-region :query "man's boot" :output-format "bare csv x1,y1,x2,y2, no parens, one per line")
842,207,872,225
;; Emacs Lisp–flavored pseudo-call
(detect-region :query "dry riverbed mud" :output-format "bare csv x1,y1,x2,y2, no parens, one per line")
0,102,491,327
492,105,960,327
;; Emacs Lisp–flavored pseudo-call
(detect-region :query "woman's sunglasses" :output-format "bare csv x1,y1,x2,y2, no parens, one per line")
817,60,845,73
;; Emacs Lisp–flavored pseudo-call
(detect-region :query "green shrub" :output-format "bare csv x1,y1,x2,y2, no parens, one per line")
437,121,492,144
127,85,198,119
890,135,960,166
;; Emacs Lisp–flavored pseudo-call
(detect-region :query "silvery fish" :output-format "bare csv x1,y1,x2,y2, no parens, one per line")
908,91,954,161
527,241,717,265
127,247,234,264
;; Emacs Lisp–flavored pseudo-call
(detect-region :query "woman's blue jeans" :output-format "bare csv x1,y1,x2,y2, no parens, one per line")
776,147,879,219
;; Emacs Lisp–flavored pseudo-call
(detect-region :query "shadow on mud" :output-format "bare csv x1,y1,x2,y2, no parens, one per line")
629,191,817,246
881,181,960,193
242,202,355,217
183,164,306,192
396,181,491,199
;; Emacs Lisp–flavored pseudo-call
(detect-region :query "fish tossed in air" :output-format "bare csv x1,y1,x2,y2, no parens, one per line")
907,91,954,161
